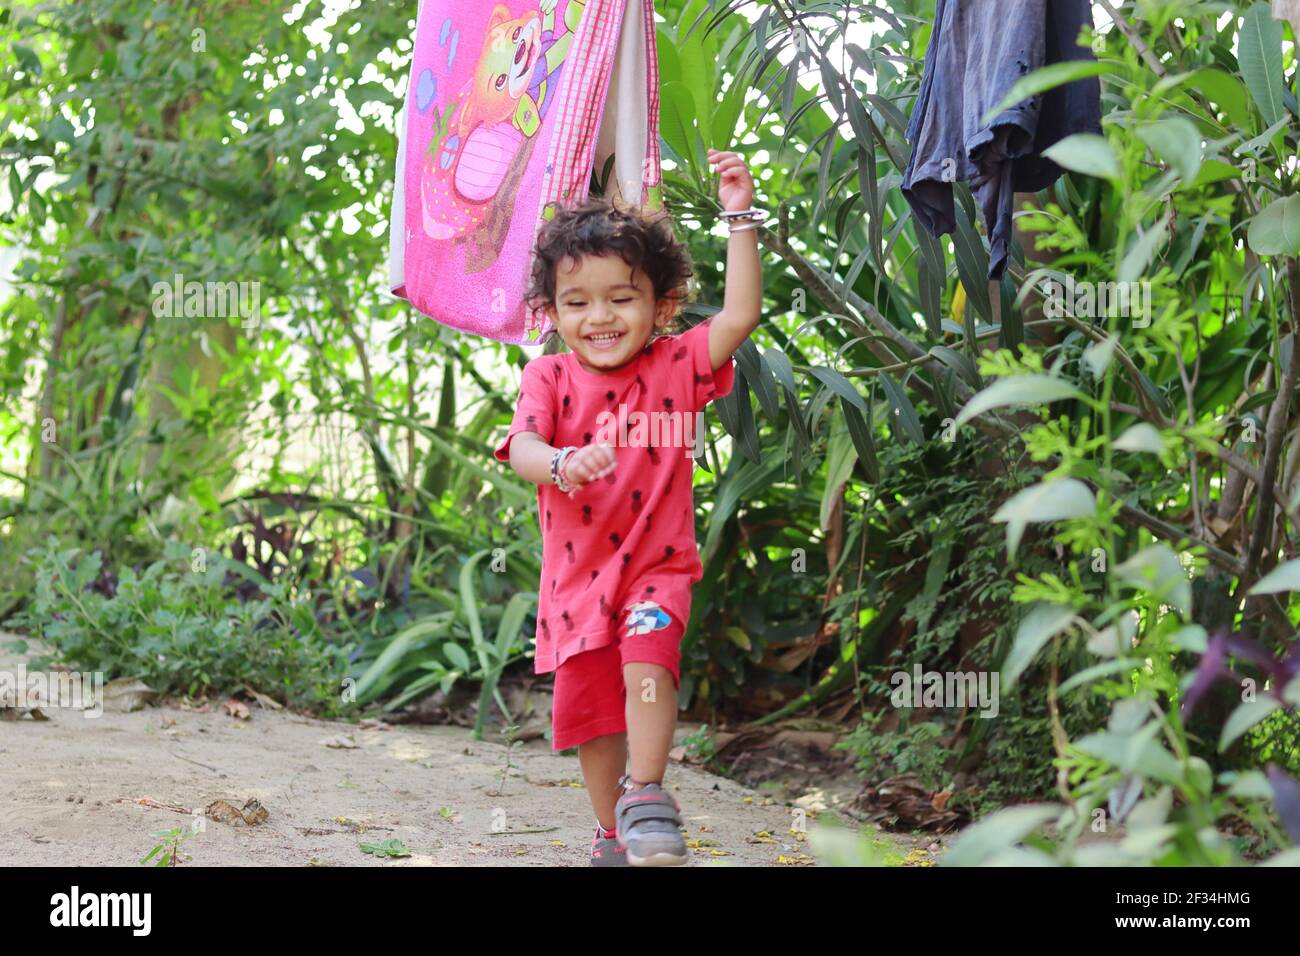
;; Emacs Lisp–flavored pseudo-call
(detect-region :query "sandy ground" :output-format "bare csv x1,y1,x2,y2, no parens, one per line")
0,635,872,867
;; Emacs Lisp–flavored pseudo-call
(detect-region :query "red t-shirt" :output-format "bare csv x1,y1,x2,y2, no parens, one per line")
493,318,736,674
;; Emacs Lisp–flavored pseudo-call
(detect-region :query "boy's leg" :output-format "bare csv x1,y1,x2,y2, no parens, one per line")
552,640,630,831
620,601,684,790
578,732,628,832
622,661,677,789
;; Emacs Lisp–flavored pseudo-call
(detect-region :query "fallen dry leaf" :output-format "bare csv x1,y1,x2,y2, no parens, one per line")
222,698,251,720
102,678,157,713
322,733,359,749
205,798,269,826
241,684,283,711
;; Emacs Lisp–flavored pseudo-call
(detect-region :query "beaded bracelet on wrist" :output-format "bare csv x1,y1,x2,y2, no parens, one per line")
550,446,577,493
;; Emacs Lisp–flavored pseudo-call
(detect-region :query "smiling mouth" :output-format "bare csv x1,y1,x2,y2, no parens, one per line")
585,331,624,350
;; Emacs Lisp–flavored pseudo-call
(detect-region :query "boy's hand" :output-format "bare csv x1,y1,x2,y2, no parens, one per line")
562,443,616,488
707,148,754,212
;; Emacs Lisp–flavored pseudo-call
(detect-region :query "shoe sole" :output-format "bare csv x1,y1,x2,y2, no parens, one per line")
627,848,689,866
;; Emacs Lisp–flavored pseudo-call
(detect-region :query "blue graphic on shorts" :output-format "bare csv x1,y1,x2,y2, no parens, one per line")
625,602,671,636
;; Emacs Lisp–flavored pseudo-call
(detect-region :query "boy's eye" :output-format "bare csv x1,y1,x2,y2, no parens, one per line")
613,298,632,303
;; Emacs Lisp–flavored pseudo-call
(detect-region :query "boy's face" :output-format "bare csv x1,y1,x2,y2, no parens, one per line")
546,253,675,374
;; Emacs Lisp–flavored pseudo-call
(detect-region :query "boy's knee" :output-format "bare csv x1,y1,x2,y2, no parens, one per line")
623,663,676,700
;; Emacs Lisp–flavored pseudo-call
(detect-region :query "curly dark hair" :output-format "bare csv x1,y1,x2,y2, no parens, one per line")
526,194,696,341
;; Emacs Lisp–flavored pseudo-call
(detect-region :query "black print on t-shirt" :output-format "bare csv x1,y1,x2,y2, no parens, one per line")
561,395,573,419
608,532,621,549
546,509,551,531
673,346,687,362
565,541,575,563
561,610,574,631
631,490,642,514
540,618,551,642
662,398,673,411
583,432,592,444
582,505,592,525
647,446,660,465
620,553,631,574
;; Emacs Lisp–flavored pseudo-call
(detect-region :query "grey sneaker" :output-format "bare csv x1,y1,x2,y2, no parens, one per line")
614,774,688,867
590,825,630,866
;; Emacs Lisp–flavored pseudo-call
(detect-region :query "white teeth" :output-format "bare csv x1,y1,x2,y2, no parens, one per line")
588,333,621,342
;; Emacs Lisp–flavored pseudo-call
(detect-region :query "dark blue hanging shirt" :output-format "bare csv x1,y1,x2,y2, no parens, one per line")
901,0,1102,279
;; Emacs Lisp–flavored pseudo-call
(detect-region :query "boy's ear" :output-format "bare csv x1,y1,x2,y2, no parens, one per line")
653,294,676,329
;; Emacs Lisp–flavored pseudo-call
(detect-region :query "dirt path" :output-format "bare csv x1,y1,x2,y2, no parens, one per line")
1,636,862,867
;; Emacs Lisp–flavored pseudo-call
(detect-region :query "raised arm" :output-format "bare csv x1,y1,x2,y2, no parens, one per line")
705,148,763,371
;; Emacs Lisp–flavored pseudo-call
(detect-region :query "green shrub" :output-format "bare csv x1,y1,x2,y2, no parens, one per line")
10,538,351,714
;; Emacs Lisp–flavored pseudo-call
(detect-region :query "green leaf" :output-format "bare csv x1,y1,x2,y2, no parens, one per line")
1113,423,1166,455
992,479,1095,560
954,375,1084,428
735,342,780,420
701,448,787,563
12,42,42,76
840,398,879,484
1043,134,1120,181
1248,558,1300,594
443,641,471,673
1059,658,1145,694
1082,335,1117,378
1135,118,1202,182
980,61,1112,125
711,69,745,147
879,372,924,444
1075,724,1183,786
1115,544,1191,617
661,80,701,179
929,346,981,389
353,613,453,701
1002,602,1076,688
1220,697,1282,751
359,838,411,858
808,366,867,410
942,804,1063,867
821,417,858,531
1118,220,1169,284
952,201,992,322
1248,195,1300,256
1238,2,1285,127
1188,67,1253,129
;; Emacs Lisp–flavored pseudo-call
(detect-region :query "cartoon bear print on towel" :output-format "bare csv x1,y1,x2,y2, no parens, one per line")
417,0,586,262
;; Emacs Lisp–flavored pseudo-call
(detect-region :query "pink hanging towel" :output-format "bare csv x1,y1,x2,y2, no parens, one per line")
388,0,664,345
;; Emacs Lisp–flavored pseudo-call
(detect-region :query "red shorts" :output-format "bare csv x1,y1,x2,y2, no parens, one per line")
550,601,684,751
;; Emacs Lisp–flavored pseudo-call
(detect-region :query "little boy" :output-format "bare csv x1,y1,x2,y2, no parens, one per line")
493,148,762,865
